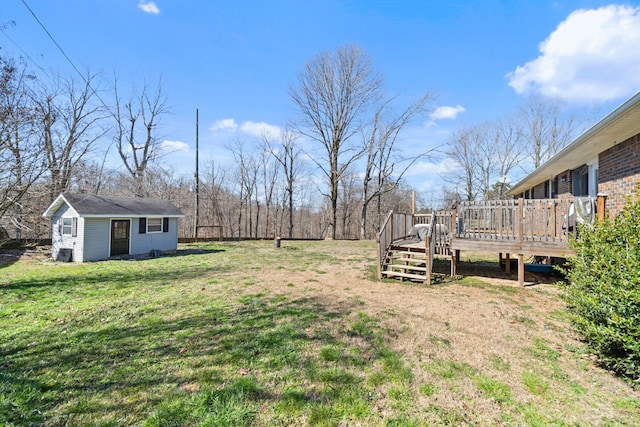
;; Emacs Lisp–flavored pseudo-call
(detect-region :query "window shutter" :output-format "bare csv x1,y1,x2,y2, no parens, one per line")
58,219,62,235
162,217,169,233
72,217,78,237
139,218,147,234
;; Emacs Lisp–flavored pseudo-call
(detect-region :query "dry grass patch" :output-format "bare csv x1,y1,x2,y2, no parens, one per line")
1,240,639,425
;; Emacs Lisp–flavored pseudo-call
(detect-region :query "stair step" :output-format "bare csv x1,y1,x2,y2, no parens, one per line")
381,271,428,281
384,263,428,272
386,256,427,263
389,250,427,256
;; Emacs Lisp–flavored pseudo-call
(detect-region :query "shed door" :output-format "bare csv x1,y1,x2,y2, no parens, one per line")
110,220,130,256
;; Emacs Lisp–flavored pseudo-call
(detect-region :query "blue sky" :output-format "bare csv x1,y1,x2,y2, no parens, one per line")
2,0,640,197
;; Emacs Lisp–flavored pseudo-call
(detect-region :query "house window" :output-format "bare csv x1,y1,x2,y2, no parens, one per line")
551,177,558,198
572,164,589,197
147,217,163,233
62,218,73,235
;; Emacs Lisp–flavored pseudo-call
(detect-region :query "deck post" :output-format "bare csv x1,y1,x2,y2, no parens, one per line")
505,253,511,274
377,239,382,280
425,235,432,285
518,254,524,286
597,193,607,221
450,250,456,277
516,198,524,243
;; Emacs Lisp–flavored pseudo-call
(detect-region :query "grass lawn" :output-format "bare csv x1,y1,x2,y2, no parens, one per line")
1,240,639,426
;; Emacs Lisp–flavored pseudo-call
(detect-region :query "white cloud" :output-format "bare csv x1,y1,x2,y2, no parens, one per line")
160,140,189,152
138,1,160,14
429,105,466,121
210,118,238,132
209,118,281,139
239,121,281,139
507,5,640,102
404,158,458,178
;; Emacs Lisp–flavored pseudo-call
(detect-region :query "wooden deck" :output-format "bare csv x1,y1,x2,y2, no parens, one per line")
378,197,597,286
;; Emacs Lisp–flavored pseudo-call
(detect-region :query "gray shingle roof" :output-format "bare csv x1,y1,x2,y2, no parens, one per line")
43,193,184,217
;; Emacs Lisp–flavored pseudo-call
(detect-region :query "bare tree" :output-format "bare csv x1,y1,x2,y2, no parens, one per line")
290,44,382,239
360,92,436,239
0,56,43,240
257,142,279,238
69,159,112,195
338,170,360,239
444,117,528,202
262,127,303,238
443,125,482,201
229,139,259,238
201,159,227,237
486,118,526,198
36,71,107,201
519,95,575,170
113,76,168,197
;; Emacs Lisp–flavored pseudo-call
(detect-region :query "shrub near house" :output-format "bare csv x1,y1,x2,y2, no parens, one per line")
564,192,640,385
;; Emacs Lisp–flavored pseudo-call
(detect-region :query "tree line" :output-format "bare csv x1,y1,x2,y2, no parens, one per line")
442,96,585,203
1,44,586,245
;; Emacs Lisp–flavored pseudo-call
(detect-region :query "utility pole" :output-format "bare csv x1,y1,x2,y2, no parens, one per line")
193,108,200,240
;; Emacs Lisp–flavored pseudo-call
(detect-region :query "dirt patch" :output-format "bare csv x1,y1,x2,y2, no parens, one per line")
244,243,639,424
0,246,50,263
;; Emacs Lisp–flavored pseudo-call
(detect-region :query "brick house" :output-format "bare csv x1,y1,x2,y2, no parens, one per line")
508,90,640,218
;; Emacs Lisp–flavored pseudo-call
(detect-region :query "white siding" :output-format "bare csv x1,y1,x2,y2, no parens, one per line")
51,211,179,261
51,204,83,261
83,218,111,261
131,218,179,256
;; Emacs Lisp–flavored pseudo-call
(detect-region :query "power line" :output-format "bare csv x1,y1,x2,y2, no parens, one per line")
0,20,50,77
20,0,84,84
19,0,113,114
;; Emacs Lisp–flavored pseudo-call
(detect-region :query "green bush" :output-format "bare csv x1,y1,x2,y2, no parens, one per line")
563,194,640,386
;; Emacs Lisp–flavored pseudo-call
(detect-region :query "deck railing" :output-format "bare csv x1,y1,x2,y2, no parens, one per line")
378,197,601,284
454,198,578,243
378,197,593,268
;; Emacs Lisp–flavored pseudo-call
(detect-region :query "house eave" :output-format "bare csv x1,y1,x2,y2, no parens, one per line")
42,194,78,218
508,90,640,196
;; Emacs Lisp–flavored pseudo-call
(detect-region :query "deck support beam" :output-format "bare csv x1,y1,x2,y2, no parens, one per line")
450,250,457,278
518,254,524,286
505,253,511,274
499,252,512,274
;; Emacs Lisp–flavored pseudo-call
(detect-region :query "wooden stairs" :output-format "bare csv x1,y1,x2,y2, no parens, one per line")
378,211,442,284
381,247,431,282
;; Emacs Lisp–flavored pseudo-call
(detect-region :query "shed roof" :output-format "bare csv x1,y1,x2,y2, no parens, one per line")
43,193,185,218
508,90,640,196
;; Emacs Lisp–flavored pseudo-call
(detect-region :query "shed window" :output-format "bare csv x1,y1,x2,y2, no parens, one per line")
62,218,73,235
147,217,163,233
60,217,77,237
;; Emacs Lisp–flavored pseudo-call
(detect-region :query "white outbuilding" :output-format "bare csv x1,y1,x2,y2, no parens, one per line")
43,193,184,262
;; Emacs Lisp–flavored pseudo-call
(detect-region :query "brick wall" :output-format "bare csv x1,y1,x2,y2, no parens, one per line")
556,169,573,197
598,133,640,217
